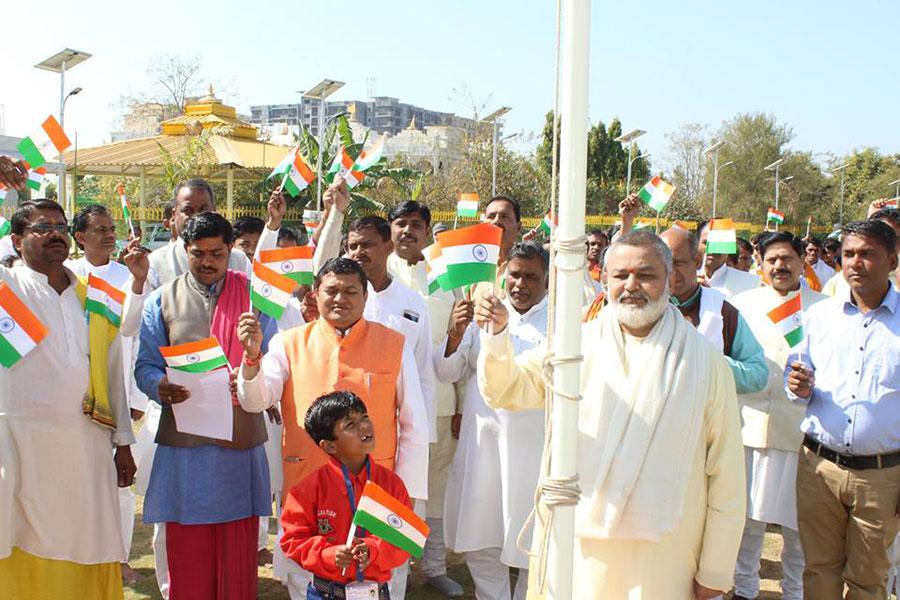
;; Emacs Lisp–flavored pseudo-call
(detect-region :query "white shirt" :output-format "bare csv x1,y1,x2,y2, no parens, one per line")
706,263,761,299
236,329,430,500
364,278,437,441
65,256,149,412
0,264,133,564
0,236,15,261
811,259,836,287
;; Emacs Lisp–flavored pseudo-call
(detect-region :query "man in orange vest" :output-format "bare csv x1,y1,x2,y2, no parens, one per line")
236,257,429,600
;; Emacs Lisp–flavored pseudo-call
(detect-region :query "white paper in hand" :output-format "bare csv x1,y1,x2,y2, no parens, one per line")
165,367,234,441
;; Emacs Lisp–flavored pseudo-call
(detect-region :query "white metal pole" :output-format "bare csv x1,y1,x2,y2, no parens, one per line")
625,143,634,195
316,96,325,212
58,60,67,214
839,168,846,227
774,164,780,231
492,120,499,197
549,0,590,597
711,150,719,218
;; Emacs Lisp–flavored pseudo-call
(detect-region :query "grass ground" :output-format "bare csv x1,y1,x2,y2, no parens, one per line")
123,497,789,599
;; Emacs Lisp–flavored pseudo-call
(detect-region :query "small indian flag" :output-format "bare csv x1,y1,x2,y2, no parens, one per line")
0,217,10,238
456,193,480,218
0,282,49,368
259,246,314,285
706,218,737,255
0,186,7,204
352,480,430,558
117,183,133,227
886,197,898,208
160,337,229,373
353,135,386,172
423,243,448,295
270,147,316,197
638,176,676,212
25,166,47,191
304,222,317,244
767,207,785,225
251,261,295,320
327,147,365,189
538,213,556,236
767,294,804,348
17,115,71,169
85,274,125,328
435,222,502,289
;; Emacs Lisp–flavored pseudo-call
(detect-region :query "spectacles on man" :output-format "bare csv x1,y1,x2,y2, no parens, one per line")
24,223,70,235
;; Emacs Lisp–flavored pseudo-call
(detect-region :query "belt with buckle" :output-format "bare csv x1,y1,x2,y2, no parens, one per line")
803,435,900,470
312,576,390,600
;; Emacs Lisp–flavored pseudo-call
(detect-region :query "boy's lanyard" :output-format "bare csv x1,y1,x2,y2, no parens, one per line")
341,458,371,583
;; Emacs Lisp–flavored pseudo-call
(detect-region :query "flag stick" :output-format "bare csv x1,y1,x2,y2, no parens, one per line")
340,523,358,577
277,147,297,193
655,209,660,234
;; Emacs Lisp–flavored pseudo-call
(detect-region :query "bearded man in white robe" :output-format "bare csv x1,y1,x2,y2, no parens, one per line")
474,230,746,600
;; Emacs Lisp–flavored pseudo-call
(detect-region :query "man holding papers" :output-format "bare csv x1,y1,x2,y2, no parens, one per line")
135,212,278,599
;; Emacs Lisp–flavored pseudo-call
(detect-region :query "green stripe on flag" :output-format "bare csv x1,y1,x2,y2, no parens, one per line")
283,177,302,197
0,333,24,368
25,179,42,191
428,279,440,295
706,241,737,254
284,271,313,285
251,289,286,320
170,356,229,373
444,263,497,289
457,207,478,218
784,327,804,348
353,511,423,558
85,298,122,328
17,137,45,169
0,220,10,238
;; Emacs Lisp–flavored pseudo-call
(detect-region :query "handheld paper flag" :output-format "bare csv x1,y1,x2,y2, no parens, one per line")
160,337,229,373
85,274,126,328
767,208,785,225
327,147,365,189
435,222,502,289
259,246,314,285
0,281,49,368
706,218,737,255
352,480,430,558
251,261,296,320
638,176,676,212
885,198,898,208
538,213,556,236
456,193,480,218
423,243,448,295
0,217,10,238
270,147,316,196
767,294,804,348
353,135,386,172
17,115,71,169
25,166,47,191
117,183,134,232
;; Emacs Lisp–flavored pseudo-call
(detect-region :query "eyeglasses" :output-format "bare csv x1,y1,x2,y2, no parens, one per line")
24,223,70,235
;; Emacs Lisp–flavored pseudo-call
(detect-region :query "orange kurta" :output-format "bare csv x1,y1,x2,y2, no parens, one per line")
279,319,404,498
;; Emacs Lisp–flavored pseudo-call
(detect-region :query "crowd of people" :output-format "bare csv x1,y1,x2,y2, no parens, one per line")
0,151,898,600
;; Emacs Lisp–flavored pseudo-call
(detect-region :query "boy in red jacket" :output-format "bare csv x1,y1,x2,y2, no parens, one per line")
281,391,412,599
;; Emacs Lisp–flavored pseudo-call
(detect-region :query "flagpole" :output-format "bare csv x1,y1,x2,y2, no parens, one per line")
546,0,590,597
655,209,660,234
277,147,296,193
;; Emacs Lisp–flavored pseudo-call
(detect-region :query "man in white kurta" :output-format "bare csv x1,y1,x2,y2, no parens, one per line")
386,201,464,597
66,204,150,583
729,232,825,600
0,200,135,598
437,242,550,600
475,230,746,600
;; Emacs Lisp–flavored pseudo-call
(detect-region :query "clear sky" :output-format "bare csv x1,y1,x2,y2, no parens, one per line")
2,0,897,172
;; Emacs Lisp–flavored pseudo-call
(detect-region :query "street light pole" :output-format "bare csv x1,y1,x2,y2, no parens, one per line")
889,178,900,199
614,129,646,195
302,79,344,212
703,141,725,217
482,107,512,197
35,49,90,216
764,159,786,230
832,163,849,226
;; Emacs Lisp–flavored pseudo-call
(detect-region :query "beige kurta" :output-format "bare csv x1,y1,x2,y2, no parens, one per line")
477,314,745,599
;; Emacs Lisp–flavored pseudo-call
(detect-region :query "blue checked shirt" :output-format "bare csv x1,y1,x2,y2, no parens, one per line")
786,284,900,456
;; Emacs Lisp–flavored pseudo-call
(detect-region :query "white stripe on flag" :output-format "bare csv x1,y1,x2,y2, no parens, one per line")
0,302,38,357
252,276,293,306
441,243,500,267
164,347,224,368
356,496,427,549
86,286,123,317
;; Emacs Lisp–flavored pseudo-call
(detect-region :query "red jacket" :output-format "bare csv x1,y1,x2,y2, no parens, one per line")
280,456,412,583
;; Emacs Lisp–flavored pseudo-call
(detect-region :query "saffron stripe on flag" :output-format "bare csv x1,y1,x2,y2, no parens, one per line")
360,481,429,536
0,282,49,342
436,222,502,248
259,247,314,262
766,294,802,323
88,274,127,304
159,337,221,358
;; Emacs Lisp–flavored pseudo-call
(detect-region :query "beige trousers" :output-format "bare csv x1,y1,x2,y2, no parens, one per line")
796,445,900,600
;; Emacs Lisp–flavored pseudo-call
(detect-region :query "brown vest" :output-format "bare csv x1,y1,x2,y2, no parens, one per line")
279,318,404,497
156,273,267,450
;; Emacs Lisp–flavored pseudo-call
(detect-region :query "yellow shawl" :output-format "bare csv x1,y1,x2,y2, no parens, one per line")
74,276,117,429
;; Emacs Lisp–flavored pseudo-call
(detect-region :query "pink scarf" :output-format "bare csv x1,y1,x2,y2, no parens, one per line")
211,270,249,405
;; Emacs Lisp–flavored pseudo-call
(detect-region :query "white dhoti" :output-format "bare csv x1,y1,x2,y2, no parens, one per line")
744,446,799,530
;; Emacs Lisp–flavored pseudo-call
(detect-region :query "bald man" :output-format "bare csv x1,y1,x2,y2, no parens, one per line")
660,228,767,395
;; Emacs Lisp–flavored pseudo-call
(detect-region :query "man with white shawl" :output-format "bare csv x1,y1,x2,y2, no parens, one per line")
475,230,746,599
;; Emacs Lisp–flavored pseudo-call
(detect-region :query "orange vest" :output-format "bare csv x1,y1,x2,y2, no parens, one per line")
280,318,404,497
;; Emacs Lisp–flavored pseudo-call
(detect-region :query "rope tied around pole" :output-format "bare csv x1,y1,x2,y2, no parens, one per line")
550,233,588,272
515,346,584,594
